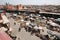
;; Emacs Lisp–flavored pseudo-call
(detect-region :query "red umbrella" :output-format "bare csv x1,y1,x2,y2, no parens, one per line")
0,31,12,40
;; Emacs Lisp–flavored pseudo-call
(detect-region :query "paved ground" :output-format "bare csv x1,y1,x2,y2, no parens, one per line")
6,13,60,40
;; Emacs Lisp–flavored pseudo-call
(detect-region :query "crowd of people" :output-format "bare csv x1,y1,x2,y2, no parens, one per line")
12,13,60,40
0,12,60,40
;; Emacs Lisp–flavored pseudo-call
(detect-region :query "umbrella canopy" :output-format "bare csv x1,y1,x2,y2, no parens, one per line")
1,15,9,24
55,18,60,22
0,31,12,40
54,34,60,39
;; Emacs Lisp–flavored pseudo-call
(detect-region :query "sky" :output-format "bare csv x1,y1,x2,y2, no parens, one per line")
0,0,60,5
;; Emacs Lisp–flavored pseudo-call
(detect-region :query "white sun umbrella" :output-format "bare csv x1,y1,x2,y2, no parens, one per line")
38,15,41,17
42,16,46,19
55,18,60,22
1,15,9,24
20,19,24,22
49,21,59,27
13,14,17,17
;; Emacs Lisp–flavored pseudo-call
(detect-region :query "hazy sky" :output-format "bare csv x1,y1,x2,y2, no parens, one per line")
0,0,60,5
